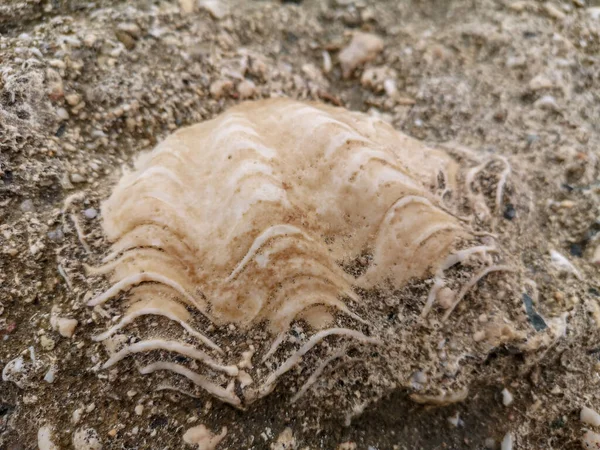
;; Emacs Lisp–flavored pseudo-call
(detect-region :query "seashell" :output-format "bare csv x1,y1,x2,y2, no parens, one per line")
86,99,521,411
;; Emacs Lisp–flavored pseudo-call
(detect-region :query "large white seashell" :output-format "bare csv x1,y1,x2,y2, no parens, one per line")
86,99,515,409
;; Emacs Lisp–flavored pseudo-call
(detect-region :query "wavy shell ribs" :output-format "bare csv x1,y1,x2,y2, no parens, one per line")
87,99,486,408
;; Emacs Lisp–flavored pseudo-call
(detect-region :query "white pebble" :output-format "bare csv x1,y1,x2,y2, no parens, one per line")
72,408,83,425
135,404,144,415
322,50,332,73
56,107,70,120
58,318,78,338
44,366,57,383
447,412,462,427
501,432,513,450
581,406,600,427
38,426,58,450
237,80,256,99
583,430,600,449
502,388,514,406
84,208,98,219
339,32,384,78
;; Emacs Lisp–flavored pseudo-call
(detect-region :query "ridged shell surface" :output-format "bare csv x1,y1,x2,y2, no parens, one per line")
96,99,463,333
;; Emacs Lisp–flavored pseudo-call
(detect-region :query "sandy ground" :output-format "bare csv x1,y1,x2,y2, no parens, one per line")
1,0,600,449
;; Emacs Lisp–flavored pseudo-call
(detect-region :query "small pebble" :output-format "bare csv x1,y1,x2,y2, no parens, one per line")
583,430,600,449
135,404,144,415
198,0,229,19
237,80,257,99
448,412,462,427
56,107,70,120
57,318,78,338
44,366,57,383
84,208,98,219
534,95,560,111
473,330,486,342
338,32,384,78
47,229,65,242
210,79,233,99
65,93,82,106
502,388,514,406
501,432,513,450
70,173,87,184
544,2,566,19
38,426,58,450
41,335,56,351
72,408,83,425
437,287,455,309
20,199,34,213
581,406,600,427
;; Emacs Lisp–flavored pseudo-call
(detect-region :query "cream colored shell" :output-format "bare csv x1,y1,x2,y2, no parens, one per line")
91,99,463,335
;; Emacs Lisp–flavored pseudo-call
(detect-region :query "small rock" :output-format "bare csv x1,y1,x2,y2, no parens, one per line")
583,430,600,449
503,203,516,220
116,23,141,38
550,249,582,279
135,404,144,415
115,31,136,50
529,74,554,90
73,428,102,450
72,408,83,424
322,50,332,74
437,287,455,309
65,93,82,106
534,95,560,111
84,208,98,219
412,371,428,385
209,79,233,99
501,432,513,450
183,424,227,450
2,351,37,388
337,443,357,450
49,59,66,70
56,107,70,120
544,2,566,19
484,438,496,449
47,229,65,242
70,173,87,184
473,330,486,342
448,412,462,427
44,366,57,383
57,318,78,338
198,0,229,20
19,199,34,213
237,80,257,99
271,428,295,450
107,429,117,438
506,55,527,68
383,78,397,97
38,426,58,450
338,32,384,78
502,388,514,406
581,406,600,427
83,33,97,47
41,335,55,351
